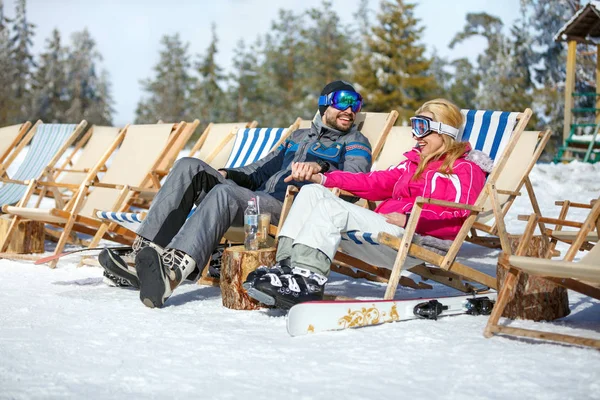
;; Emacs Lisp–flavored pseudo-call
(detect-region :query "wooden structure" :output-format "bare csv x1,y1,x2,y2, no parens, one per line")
220,245,276,310
484,196,600,349
0,215,44,254
555,3,600,163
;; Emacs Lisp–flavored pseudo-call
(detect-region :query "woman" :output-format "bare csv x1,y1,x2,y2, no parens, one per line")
246,99,492,309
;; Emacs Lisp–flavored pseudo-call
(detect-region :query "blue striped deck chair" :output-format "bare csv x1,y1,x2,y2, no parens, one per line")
0,121,35,177
0,123,185,267
92,126,294,240
323,108,540,299
0,121,87,207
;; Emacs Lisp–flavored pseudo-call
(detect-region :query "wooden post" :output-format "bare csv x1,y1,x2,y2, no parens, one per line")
220,245,276,310
564,40,577,144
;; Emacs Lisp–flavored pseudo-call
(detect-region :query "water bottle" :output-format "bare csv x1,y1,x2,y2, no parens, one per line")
244,199,259,251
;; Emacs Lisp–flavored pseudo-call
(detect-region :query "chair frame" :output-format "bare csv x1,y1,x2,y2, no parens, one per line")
0,122,187,268
0,121,35,177
483,197,600,349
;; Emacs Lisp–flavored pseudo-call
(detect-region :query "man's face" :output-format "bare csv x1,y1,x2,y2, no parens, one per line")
323,106,355,132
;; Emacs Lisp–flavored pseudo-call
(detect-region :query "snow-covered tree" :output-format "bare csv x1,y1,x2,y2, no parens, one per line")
10,0,35,120
135,33,192,124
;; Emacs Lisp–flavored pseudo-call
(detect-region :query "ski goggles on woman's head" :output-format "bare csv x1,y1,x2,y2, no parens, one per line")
410,115,459,139
318,90,363,113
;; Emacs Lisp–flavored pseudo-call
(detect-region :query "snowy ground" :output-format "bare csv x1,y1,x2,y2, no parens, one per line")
1,154,600,399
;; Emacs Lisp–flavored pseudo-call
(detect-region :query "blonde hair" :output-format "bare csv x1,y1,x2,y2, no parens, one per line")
412,98,469,181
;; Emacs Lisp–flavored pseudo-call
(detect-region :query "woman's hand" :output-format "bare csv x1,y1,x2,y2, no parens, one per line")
383,212,407,228
284,162,322,183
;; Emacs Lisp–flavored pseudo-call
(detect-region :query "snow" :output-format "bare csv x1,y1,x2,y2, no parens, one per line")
1,152,600,399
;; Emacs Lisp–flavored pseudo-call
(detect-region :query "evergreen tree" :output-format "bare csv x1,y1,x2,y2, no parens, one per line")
300,1,352,111
190,23,226,125
10,0,35,121
30,29,69,122
0,0,16,124
135,33,192,124
64,29,112,125
447,58,479,109
259,9,307,125
428,53,451,100
227,38,264,123
352,0,436,120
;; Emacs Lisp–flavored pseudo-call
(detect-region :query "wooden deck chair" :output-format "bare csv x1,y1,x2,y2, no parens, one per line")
188,121,258,165
540,198,599,256
151,119,200,183
31,125,122,206
92,123,300,244
0,122,186,268
484,197,600,349
0,122,88,207
0,121,36,177
467,129,552,249
275,108,534,296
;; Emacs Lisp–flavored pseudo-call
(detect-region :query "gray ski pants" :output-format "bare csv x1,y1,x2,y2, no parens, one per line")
137,157,283,273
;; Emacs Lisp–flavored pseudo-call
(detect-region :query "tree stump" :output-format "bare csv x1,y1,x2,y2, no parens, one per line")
0,215,45,254
220,245,276,310
496,235,570,321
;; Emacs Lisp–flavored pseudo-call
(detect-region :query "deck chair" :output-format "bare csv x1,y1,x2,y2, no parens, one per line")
93,123,300,241
30,125,122,206
150,119,200,184
0,121,35,177
188,121,258,167
279,108,533,298
0,122,186,268
484,197,600,349
0,122,88,207
467,129,552,249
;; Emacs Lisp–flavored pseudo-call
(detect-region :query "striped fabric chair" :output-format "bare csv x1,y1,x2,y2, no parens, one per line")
0,121,35,177
319,108,550,299
93,126,296,236
0,122,88,207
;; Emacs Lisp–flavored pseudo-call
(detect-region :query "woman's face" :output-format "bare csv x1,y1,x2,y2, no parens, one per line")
413,111,445,156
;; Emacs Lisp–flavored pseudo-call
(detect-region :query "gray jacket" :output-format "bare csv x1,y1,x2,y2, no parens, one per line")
222,118,372,201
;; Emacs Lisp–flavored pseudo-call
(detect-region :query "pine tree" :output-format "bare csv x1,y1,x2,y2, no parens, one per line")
0,0,16,124
226,38,264,123
10,0,35,121
64,29,113,125
190,23,226,125
300,1,352,111
135,33,192,124
259,9,307,125
447,58,479,109
352,0,436,120
30,29,69,122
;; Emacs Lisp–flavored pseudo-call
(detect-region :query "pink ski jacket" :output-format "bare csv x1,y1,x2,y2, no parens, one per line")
322,146,488,240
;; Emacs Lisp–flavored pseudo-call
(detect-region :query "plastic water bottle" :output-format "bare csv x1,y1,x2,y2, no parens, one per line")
244,199,259,251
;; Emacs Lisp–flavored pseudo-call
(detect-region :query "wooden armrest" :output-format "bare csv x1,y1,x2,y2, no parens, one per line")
92,182,125,189
50,167,89,173
414,196,484,212
517,214,583,228
495,189,521,196
130,186,159,195
35,181,81,190
154,169,169,177
554,200,593,209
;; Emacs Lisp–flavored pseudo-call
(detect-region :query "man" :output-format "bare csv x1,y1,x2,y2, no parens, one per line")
99,80,372,308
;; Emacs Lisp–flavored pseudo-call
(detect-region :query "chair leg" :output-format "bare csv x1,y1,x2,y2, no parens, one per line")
484,267,519,338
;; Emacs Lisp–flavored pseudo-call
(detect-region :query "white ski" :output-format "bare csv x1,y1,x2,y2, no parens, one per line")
286,292,497,337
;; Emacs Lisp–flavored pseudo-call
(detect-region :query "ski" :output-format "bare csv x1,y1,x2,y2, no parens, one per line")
34,246,132,265
286,292,497,337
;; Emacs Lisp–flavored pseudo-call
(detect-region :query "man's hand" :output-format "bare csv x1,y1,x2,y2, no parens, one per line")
283,162,322,183
383,212,407,228
219,170,227,178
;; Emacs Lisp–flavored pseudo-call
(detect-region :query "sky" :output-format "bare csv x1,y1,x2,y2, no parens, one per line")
9,0,522,125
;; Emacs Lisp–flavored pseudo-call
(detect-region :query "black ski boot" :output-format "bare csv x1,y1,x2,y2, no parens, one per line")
242,258,292,290
99,236,160,288
247,266,327,309
136,247,196,308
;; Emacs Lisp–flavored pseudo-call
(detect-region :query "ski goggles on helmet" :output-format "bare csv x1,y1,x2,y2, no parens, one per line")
318,90,363,113
410,115,459,139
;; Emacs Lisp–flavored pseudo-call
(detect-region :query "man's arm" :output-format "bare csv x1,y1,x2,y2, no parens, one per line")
335,134,372,173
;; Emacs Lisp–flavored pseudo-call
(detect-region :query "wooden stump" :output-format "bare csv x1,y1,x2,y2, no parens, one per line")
0,215,44,254
220,245,276,310
496,235,570,321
